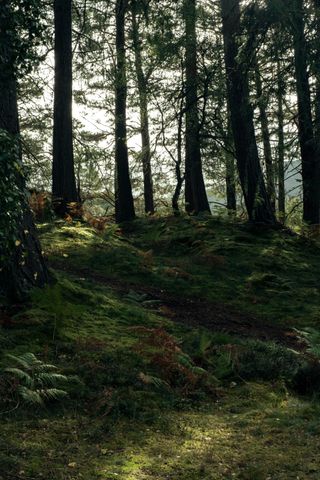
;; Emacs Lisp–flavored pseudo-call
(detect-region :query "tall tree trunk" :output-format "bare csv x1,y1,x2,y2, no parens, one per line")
172,102,185,214
225,119,237,212
291,0,320,225
255,66,276,212
131,3,155,215
220,0,276,224
313,0,320,187
184,0,210,214
277,61,286,220
115,0,135,223
0,80,49,300
52,0,79,217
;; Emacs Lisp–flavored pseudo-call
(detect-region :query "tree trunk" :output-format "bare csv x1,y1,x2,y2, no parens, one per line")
313,0,320,206
114,0,136,223
131,3,155,215
220,0,276,224
291,0,320,225
255,66,276,212
277,61,286,220
184,0,210,214
225,117,237,212
172,102,185,214
0,79,49,300
52,0,79,217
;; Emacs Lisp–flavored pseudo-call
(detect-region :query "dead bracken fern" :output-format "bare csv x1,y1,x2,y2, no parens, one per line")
131,327,208,394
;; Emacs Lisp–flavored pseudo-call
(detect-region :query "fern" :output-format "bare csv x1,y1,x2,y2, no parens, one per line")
2,353,75,408
295,328,320,359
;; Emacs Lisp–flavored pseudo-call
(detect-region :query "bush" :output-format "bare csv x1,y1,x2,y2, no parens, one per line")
292,362,320,395
236,340,301,381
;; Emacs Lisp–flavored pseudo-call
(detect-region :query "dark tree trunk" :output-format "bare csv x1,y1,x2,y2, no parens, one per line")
225,117,237,212
172,103,185,214
220,0,276,224
131,4,155,215
0,79,49,300
115,0,135,223
52,0,79,217
313,0,320,219
277,61,286,220
291,0,320,225
184,0,210,214
255,66,276,212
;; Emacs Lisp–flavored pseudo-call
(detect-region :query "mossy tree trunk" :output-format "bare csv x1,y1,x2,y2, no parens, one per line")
0,79,49,300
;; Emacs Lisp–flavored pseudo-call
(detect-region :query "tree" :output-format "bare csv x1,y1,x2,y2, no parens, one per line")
52,0,79,217
276,59,286,220
254,63,276,212
183,0,210,214
220,0,276,224
0,0,49,300
114,0,136,223
290,0,320,225
225,117,237,212
131,0,155,215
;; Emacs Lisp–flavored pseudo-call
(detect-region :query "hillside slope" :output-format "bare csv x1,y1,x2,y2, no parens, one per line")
0,216,320,480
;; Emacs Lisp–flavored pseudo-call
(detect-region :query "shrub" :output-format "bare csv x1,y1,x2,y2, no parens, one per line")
236,340,301,381
1,352,76,409
132,327,210,395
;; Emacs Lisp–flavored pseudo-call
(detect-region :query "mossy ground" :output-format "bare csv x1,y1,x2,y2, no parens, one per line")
0,216,320,479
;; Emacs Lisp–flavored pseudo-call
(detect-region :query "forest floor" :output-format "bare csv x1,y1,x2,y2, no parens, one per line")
1,215,320,479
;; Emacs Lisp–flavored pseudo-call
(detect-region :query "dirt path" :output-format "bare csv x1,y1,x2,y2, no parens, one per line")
51,260,306,351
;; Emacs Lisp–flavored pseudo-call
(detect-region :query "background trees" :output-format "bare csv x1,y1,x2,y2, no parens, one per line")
2,0,320,233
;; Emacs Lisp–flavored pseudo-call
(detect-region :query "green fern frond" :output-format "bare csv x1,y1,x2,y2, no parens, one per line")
2,353,75,409
34,364,59,373
4,368,33,387
37,373,69,387
38,388,68,401
18,386,44,405
6,353,40,371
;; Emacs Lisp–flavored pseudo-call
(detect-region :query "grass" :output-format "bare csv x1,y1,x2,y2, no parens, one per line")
0,216,320,479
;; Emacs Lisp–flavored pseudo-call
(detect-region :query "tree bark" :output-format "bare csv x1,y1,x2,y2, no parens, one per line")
225,119,237,212
220,0,276,224
52,0,79,217
172,101,185,214
114,0,136,223
255,66,276,212
131,3,155,215
184,0,210,214
313,0,320,205
291,0,320,225
276,61,286,220
0,80,49,300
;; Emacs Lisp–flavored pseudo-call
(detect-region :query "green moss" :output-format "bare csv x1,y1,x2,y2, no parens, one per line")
1,217,320,479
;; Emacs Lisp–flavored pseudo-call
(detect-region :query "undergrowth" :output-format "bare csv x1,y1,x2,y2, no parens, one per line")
0,216,319,479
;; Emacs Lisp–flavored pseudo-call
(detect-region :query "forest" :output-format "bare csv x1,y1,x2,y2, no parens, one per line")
0,0,320,478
